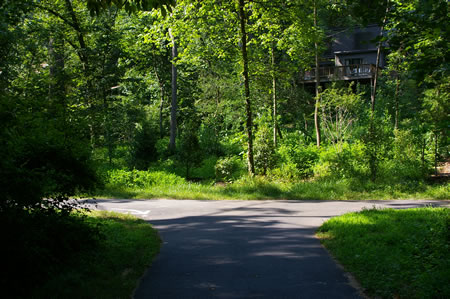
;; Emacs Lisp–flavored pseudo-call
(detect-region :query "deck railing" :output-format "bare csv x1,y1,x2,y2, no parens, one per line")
303,64,379,82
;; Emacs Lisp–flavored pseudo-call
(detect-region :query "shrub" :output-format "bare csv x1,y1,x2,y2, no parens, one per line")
192,155,218,179
130,121,158,170
198,123,223,156
106,169,186,189
155,137,171,159
221,131,246,156
378,129,428,183
314,141,368,179
215,156,244,181
177,120,203,178
269,161,301,181
272,134,319,180
1,141,99,212
1,209,101,297
254,123,276,175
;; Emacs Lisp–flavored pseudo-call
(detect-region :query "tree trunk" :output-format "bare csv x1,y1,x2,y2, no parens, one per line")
394,76,400,130
371,1,389,113
152,68,166,138
434,132,438,175
64,0,88,70
277,125,283,140
421,138,426,172
48,34,67,142
272,44,278,147
368,0,390,182
313,1,321,148
169,28,178,154
159,91,164,138
238,0,255,176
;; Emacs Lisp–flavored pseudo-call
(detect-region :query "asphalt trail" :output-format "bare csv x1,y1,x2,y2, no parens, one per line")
91,199,449,298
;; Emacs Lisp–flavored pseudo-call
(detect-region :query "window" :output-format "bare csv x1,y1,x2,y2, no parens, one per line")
345,58,363,75
345,58,363,65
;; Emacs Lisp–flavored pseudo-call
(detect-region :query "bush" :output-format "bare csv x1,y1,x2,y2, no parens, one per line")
93,145,133,175
314,141,368,179
378,129,429,183
155,137,171,159
269,161,301,181
105,169,186,189
130,121,158,170
198,123,223,156
275,141,319,179
215,156,244,181
220,131,246,156
1,209,101,297
1,141,99,212
254,123,276,175
192,156,218,179
177,120,203,178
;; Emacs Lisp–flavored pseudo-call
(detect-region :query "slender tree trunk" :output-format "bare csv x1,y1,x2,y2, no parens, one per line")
104,93,113,165
421,138,426,172
277,126,283,140
371,1,389,113
313,0,321,148
368,0,390,182
48,34,67,142
238,0,255,176
159,91,164,138
272,44,278,147
169,28,178,154
394,76,400,130
65,0,88,70
434,132,438,175
153,69,165,138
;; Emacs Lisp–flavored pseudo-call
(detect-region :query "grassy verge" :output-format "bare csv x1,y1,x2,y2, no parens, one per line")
316,207,450,298
32,211,160,298
95,172,450,200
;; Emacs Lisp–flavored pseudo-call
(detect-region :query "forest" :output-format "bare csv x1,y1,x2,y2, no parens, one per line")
0,0,448,296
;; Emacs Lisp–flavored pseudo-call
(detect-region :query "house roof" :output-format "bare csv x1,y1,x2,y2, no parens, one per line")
325,25,382,56
334,49,378,55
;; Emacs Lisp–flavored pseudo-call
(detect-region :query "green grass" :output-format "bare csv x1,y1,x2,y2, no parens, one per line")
94,170,450,200
32,211,161,298
317,207,450,298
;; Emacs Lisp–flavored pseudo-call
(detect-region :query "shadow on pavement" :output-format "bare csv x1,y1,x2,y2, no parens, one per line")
135,210,362,299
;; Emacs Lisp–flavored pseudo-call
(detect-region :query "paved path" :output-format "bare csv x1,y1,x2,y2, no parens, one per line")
90,199,449,298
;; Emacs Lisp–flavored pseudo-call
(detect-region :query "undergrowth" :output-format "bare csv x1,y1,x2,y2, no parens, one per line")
95,169,449,201
3,210,160,298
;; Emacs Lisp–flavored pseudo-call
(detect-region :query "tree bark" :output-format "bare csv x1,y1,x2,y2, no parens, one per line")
368,0,390,182
64,0,88,70
48,34,67,143
313,0,321,148
434,132,438,175
153,70,165,138
272,44,278,147
159,89,164,138
238,0,255,176
394,76,400,130
169,28,178,154
371,1,389,113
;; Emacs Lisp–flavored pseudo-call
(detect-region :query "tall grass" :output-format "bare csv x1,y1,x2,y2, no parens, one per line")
95,169,449,200
317,207,450,298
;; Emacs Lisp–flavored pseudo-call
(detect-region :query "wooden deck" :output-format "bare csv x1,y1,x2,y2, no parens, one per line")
302,64,380,83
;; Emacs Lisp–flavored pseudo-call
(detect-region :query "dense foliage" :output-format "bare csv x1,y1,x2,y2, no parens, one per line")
0,0,448,293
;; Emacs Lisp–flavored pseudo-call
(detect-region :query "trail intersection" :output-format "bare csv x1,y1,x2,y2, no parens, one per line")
91,199,448,298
